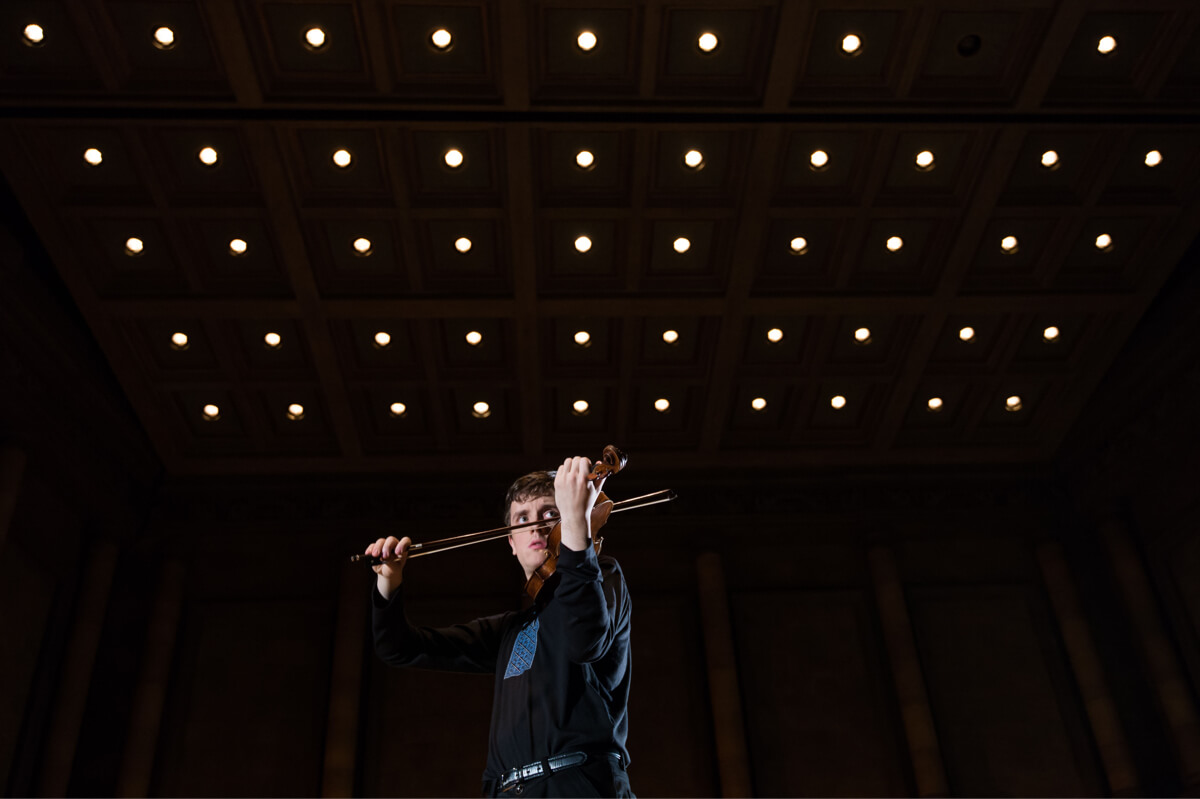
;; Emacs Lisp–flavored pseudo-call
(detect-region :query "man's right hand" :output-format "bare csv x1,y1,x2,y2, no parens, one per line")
366,535,410,600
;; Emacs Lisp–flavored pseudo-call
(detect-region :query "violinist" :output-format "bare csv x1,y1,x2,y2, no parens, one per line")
365,456,635,798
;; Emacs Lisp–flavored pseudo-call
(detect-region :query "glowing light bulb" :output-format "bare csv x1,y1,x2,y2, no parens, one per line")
1097,35,1117,55
1043,326,1060,342
572,400,590,415
264,332,282,349
574,330,591,346
751,397,767,411
153,27,175,49
790,237,808,254
766,328,784,343
24,24,45,46
575,150,595,169
430,29,452,50
373,331,391,348
830,395,847,410
1005,395,1023,411
574,236,592,253
465,330,482,346
959,326,975,342
673,237,691,254
683,149,704,169
202,404,220,420
1001,235,1018,253
654,398,670,412
455,237,472,253
170,332,189,350
332,149,352,168
305,28,326,49
842,34,861,54
1041,150,1059,169
854,327,871,344
472,401,491,418
1145,150,1163,167
83,148,103,166
229,238,248,256
444,148,464,168
198,146,218,166
927,397,943,412
390,402,407,417
662,330,679,344
886,236,904,252
915,150,935,170
353,237,372,255
577,31,597,51
1095,233,1113,250
287,403,305,420
698,32,718,52
810,150,829,169
125,237,144,256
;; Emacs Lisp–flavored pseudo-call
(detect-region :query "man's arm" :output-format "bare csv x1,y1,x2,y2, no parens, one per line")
552,548,630,664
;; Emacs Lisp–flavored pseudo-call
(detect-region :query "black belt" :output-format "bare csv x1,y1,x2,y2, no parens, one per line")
497,750,623,793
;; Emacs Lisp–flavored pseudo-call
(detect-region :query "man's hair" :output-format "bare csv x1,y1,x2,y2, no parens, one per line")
503,471,555,524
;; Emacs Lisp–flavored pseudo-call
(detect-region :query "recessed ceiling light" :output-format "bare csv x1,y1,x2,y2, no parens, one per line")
373,331,391,348
1043,326,1060,342
198,146,219,166
202,403,220,420
574,235,592,253
455,237,472,253
683,149,705,170
465,330,482,346
854,327,872,344
766,327,784,343
1041,150,1060,169
1144,149,1163,168
287,403,305,420
697,32,718,53
264,332,282,349
353,237,373,256
305,27,326,50
83,148,103,166
229,238,248,256
662,329,679,344
23,23,45,46
170,332,189,350
1005,395,1023,412
573,330,591,347
751,397,767,412
673,237,691,254
654,398,670,412
572,399,590,415
809,150,829,170
830,395,847,410
927,397,943,412
389,402,407,417
790,236,808,254
332,149,352,169
842,34,862,54
1001,235,1019,253
430,28,452,50
1095,233,1113,251
444,148,464,168
472,401,491,418
153,26,175,49
1097,35,1117,55
577,31,597,51
959,326,975,342
886,236,904,252
575,150,595,169
915,150,935,170
125,237,144,256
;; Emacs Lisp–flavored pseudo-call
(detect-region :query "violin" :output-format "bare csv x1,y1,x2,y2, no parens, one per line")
352,444,676,600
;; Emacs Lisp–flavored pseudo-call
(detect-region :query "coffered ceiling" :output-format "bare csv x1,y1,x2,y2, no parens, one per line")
1,0,1198,476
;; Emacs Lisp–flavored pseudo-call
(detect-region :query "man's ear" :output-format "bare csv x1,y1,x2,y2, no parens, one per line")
508,533,517,557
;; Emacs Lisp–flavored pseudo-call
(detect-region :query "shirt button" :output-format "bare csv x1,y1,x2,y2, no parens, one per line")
513,784,525,796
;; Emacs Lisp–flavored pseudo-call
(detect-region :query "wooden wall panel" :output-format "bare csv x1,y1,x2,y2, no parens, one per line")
626,594,719,797
731,589,909,797
153,600,334,797
909,587,1101,797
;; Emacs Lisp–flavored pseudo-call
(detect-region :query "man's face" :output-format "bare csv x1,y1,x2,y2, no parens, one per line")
507,494,559,577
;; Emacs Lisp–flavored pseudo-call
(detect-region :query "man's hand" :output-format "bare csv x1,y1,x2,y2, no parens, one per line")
365,536,411,600
553,456,604,552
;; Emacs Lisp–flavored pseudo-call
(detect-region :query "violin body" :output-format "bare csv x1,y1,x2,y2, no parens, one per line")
523,446,626,601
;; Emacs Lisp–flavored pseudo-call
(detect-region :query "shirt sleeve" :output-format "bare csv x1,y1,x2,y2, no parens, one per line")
372,586,511,674
552,546,630,664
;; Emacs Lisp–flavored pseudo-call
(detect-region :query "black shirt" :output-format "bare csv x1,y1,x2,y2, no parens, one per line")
372,545,632,782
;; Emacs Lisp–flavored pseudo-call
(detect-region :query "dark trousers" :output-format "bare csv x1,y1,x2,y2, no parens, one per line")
484,755,633,798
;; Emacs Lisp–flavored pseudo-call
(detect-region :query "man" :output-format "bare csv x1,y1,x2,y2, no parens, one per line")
365,456,634,797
